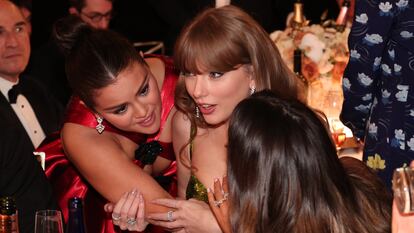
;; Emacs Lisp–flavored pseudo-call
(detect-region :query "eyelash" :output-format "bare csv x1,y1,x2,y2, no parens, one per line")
112,83,149,115
139,83,149,96
114,105,127,114
180,72,194,78
209,72,224,79
180,72,224,79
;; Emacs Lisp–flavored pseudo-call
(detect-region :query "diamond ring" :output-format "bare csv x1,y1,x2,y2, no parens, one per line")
167,210,174,222
127,217,137,225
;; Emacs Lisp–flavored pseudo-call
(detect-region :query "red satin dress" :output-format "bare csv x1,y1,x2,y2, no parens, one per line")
37,56,178,233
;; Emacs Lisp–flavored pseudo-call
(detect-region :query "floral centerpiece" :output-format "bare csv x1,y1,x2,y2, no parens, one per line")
270,24,350,118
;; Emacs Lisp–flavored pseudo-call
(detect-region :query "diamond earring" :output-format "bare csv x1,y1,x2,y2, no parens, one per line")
250,86,256,95
195,106,200,118
95,116,105,134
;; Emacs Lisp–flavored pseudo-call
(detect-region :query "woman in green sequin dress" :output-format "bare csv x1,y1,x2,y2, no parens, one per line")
145,6,298,233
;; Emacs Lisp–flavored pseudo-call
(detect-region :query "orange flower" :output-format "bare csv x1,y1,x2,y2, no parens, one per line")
302,56,320,82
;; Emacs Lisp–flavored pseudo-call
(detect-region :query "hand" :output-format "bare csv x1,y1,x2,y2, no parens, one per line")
109,189,148,232
207,177,231,233
147,198,222,233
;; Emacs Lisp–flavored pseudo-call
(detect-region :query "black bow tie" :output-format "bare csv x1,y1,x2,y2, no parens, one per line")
8,83,22,104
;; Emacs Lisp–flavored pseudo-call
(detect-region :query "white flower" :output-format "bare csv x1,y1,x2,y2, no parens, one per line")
299,33,326,63
355,104,371,112
379,2,393,13
396,85,409,102
397,85,409,91
343,78,351,90
407,137,414,151
358,73,373,86
350,49,361,59
395,129,405,140
401,31,413,38
369,123,378,135
374,57,382,66
394,64,402,72
400,141,405,150
362,94,372,101
382,89,391,98
396,0,408,8
388,49,395,59
356,13,368,24
382,64,392,75
364,34,383,44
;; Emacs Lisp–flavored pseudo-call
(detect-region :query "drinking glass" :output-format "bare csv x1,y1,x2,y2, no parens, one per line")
34,210,64,233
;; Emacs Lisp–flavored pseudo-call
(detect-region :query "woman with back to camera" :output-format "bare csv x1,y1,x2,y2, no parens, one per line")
36,15,179,233
138,5,298,232
208,90,392,233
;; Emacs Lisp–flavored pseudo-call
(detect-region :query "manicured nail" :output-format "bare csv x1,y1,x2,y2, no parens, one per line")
207,188,212,192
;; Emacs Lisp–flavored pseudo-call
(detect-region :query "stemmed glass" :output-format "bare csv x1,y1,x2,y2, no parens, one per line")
34,210,64,233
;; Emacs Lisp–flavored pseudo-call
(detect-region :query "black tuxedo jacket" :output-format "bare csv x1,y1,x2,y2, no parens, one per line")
0,126,59,233
0,75,62,233
0,75,63,151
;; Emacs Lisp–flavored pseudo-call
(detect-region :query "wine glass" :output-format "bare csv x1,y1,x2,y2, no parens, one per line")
34,210,64,233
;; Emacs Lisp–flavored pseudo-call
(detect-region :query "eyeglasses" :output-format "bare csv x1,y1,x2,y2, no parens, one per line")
80,11,112,23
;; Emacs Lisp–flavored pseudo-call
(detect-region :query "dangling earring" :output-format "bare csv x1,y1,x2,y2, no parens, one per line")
195,106,200,118
249,86,256,95
95,115,105,134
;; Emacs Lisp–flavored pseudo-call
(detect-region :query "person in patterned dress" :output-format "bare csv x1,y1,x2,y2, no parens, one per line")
340,0,414,189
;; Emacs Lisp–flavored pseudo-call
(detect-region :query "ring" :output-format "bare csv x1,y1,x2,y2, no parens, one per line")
223,192,229,199
127,217,137,225
112,213,121,221
167,210,174,222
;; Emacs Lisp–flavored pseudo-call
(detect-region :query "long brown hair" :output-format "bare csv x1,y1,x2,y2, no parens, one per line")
173,6,298,159
227,90,391,233
53,15,146,110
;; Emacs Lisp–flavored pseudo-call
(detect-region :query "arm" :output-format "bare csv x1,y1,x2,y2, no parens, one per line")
61,123,172,214
340,0,395,139
171,111,192,198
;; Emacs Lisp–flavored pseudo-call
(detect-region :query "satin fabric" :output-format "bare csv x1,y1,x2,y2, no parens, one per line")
38,55,178,233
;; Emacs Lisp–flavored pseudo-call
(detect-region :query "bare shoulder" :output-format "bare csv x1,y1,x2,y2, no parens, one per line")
61,123,124,162
172,110,191,139
145,57,165,90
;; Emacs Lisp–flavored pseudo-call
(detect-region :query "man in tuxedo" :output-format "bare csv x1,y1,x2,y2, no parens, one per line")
0,1,60,231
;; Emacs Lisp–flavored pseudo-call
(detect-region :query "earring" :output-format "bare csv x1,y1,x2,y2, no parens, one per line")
95,116,105,134
250,86,256,95
195,106,200,118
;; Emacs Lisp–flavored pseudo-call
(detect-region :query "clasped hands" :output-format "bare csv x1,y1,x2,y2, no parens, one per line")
104,177,231,233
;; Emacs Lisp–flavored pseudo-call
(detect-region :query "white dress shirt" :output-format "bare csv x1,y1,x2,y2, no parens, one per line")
215,0,231,8
0,77,46,148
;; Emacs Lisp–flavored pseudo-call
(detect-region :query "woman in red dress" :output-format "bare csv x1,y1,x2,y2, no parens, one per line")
37,15,178,233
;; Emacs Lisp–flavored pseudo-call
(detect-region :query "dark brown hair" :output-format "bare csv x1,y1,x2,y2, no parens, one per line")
53,15,145,109
227,90,391,233
173,6,298,159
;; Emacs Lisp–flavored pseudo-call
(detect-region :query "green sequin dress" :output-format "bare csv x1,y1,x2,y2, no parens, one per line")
185,130,209,203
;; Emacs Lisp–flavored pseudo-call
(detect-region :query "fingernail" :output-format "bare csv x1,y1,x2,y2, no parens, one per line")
214,178,219,182
139,194,143,203
207,188,212,192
